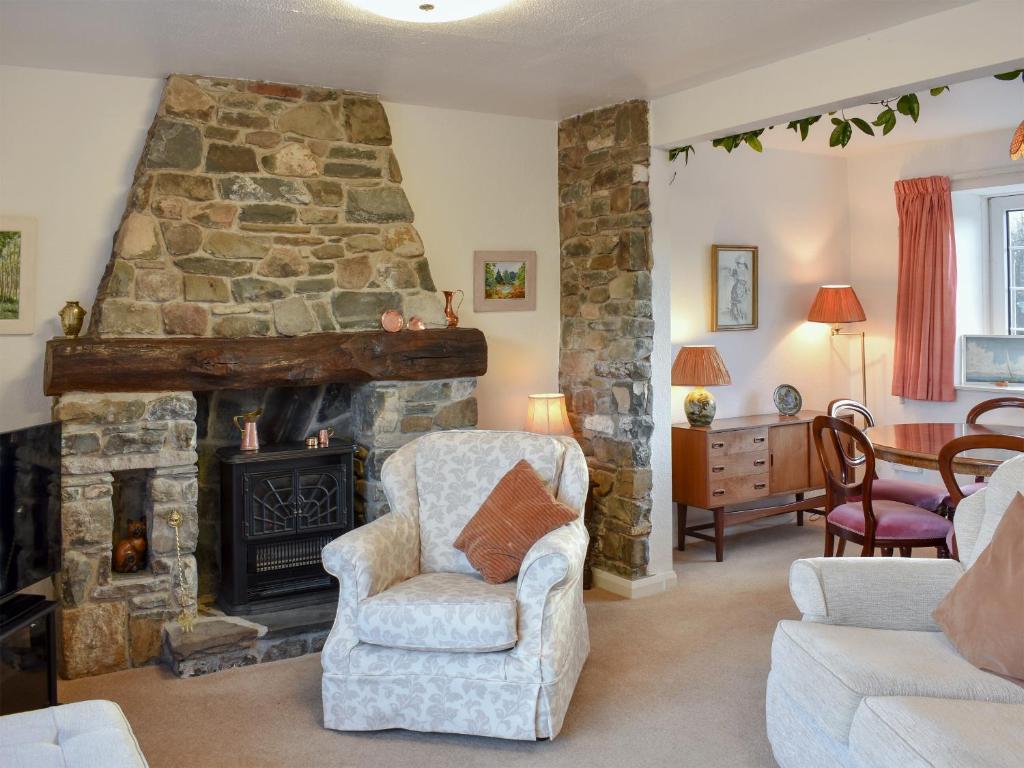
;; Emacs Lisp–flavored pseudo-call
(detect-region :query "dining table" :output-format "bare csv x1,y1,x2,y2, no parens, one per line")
864,422,1024,477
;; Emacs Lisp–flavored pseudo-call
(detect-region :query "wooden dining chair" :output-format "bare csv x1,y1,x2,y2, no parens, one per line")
965,397,1024,484
812,415,952,558
826,399,948,513
938,433,1024,560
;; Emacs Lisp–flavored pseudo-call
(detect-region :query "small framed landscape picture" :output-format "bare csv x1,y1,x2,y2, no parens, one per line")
710,244,757,331
962,335,1024,386
0,216,37,335
474,250,537,313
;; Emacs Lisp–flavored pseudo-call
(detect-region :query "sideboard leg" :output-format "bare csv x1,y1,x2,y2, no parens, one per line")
795,492,804,526
714,508,725,562
677,504,688,551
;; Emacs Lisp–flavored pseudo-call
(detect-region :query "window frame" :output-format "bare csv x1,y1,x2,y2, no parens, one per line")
988,193,1024,335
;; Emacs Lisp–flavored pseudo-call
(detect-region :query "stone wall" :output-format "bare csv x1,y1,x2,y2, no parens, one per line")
55,392,199,676
53,75,481,677
557,101,654,579
91,74,444,338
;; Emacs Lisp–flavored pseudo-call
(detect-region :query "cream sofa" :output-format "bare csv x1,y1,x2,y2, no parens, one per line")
766,454,1024,767
320,430,590,740
0,700,148,768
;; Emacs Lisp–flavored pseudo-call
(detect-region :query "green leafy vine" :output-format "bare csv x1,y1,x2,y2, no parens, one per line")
668,72,1022,161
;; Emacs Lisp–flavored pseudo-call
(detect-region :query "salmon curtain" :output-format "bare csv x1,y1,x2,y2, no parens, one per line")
891,176,957,401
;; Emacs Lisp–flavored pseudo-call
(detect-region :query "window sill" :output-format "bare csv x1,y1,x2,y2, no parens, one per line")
956,383,1024,394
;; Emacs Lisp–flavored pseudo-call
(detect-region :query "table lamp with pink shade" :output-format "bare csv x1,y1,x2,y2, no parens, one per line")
525,393,573,435
672,345,732,427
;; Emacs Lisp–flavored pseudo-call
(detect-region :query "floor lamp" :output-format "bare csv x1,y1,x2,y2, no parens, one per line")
808,285,867,405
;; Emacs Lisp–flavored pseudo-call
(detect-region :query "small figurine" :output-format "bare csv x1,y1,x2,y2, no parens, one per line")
112,519,147,573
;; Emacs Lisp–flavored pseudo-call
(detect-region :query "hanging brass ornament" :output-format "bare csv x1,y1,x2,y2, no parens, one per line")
167,510,197,632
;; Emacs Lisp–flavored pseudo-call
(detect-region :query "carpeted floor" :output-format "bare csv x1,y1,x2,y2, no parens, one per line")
61,513,826,768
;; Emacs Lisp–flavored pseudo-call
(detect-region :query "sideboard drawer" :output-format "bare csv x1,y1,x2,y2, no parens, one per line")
707,451,769,480
708,428,769,457
707,474,770,506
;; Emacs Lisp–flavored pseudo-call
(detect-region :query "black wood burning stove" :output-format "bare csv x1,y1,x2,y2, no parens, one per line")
217,442,354,614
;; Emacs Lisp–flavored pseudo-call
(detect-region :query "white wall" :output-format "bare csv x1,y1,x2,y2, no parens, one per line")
0,65,560,434
0,66,163,432
663,146,853,422
384,102,560,430
846,128,1024,433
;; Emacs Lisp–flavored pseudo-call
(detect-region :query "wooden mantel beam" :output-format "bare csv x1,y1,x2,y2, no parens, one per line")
44,328,487,395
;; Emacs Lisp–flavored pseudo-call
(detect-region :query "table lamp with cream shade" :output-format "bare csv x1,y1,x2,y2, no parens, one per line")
672,345,732,427
525,393,572,435
807,284,868,404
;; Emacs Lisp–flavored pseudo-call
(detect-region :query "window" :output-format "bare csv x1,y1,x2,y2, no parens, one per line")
989,194,1024,335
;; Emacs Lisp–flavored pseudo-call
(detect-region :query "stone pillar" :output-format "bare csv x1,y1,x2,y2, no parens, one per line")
352,378,477,521
55,392,199,676
557,101,654,579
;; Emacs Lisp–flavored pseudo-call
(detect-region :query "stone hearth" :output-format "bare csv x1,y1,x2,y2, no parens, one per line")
53,74,483,678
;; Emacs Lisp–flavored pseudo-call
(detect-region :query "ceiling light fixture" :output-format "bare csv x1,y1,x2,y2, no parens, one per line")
347,0,510,23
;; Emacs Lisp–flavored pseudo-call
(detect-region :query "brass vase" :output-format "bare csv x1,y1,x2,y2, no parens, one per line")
59,301,87,338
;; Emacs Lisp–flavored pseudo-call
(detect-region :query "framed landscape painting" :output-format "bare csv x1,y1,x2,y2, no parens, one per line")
710,244,758,331
474,250,537,312
0,216,37,335
962,335,1024,385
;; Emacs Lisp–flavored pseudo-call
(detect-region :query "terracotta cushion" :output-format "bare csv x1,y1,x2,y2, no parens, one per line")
933,492,1024,681
454,459,577,584
828,499,952,540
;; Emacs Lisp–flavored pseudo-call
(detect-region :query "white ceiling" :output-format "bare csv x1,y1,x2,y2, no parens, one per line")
758,73,1024,156
0,0,972,120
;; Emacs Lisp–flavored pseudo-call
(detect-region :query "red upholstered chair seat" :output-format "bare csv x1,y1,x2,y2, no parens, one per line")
853,479,949,512
827,499,953,540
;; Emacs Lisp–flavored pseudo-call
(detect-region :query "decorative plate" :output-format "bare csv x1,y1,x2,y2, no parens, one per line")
773,384,802,416
380,309,405,333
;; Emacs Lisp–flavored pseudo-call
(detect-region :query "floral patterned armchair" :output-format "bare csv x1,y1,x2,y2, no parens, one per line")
320,430,591,741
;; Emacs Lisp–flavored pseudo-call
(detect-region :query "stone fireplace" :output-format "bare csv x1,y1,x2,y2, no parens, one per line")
50,75,485,678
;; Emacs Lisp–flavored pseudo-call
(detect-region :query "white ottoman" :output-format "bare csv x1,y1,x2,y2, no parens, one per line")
0,700,147,768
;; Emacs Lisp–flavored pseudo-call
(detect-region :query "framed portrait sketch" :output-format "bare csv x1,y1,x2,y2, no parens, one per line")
710,244,757,331
473,250,537,312
0,216,37,335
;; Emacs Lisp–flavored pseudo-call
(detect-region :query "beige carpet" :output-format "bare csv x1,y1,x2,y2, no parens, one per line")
61,514,826,768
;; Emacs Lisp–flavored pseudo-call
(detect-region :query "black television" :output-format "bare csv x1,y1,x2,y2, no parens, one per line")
0,422,61,604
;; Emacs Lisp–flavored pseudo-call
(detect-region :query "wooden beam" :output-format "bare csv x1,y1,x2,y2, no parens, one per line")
44,328,487,395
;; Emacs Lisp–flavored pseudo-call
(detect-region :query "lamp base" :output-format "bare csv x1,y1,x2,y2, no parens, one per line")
685,386,716,427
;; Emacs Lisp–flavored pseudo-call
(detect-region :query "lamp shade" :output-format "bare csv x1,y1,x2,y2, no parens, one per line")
671,346,732,387
525,393,572,435
807,285,866,324
1011,120,1024,160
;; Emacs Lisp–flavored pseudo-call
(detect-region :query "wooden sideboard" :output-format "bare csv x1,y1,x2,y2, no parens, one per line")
672,411,827,561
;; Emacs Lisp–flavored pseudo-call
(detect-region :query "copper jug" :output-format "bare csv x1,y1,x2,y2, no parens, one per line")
443,290,464,328
233,409,262,451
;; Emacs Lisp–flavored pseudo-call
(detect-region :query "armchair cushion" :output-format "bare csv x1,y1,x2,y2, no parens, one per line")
771,620,1024,745
357,572,517,653
414,431,568,575
849,697,1024,768
454,459,577,584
